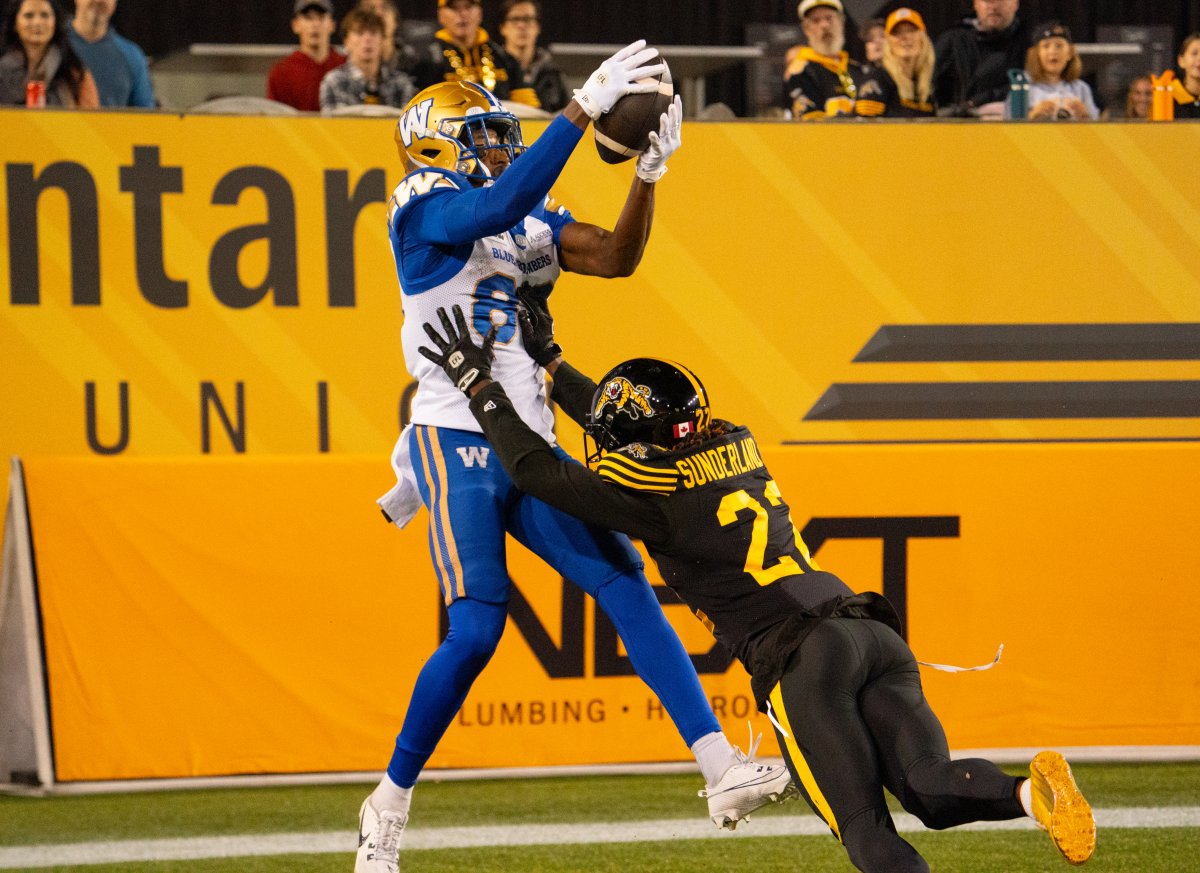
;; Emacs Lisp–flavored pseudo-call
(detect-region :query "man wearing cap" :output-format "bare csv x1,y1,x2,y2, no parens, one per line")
414,0,539,108
784,0,867,120
267,0,345,112
933,0,1029,118
855,8,935,118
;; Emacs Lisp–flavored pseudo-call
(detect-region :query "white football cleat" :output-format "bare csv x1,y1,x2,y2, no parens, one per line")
699,735,796,830
356,796,406,873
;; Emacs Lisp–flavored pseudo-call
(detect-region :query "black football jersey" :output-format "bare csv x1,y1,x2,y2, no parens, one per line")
469,380,856,670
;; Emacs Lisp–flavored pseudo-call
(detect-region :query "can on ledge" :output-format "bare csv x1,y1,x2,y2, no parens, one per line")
25,80,46,108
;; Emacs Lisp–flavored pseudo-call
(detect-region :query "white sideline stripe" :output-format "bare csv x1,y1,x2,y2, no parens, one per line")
0,807,1196,868
10,749,1199,796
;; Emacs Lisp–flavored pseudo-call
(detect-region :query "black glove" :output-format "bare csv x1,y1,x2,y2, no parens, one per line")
516,283,563,367
418,305,497,395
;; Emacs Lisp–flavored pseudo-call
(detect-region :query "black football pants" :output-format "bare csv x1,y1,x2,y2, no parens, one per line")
766,617,1024,873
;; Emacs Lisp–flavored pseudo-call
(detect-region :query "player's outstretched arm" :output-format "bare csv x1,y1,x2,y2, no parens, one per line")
558,95,682,277
407,43,667,247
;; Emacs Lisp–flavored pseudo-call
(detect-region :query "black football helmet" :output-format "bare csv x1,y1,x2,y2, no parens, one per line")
585,358,712,464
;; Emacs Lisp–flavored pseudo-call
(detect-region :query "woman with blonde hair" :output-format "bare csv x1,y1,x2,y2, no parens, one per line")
1021,22,1099,120
855,7,934,117
1124,74,1153,119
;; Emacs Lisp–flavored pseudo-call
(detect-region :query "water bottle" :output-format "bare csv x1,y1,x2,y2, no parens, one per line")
1007,69,1030,120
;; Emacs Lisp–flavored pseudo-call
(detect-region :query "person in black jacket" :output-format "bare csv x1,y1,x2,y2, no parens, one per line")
417,292,1099,873
933,0,1028,117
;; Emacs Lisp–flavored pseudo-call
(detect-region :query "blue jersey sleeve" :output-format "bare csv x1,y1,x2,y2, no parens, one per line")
399,113,583,246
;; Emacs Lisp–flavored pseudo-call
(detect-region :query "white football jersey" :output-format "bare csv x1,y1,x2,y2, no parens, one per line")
387,168,573,442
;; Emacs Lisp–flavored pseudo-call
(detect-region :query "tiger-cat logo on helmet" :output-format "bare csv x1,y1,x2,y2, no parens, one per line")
596,377,654,420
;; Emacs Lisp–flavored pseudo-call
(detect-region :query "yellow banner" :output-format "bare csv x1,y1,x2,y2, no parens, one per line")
24,446,1199,782
4,111,1199,779
3,113,1198,471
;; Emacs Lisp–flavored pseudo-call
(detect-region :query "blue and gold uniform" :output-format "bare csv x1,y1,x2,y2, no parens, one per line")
375,81,722,801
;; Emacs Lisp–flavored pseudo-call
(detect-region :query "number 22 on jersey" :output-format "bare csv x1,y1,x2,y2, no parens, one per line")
717,478,818,586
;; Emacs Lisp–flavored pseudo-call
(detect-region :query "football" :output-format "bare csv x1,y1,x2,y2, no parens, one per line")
594,54,673,164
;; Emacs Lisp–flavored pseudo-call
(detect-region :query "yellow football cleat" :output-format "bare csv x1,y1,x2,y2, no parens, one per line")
1029,750,1096,865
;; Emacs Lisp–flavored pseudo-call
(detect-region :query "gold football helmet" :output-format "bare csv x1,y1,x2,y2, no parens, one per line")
394,81,526,184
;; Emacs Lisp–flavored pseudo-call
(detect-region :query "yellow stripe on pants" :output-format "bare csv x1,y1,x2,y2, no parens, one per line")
769,683,841,841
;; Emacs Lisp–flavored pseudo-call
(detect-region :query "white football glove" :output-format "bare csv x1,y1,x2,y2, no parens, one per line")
636,94,683,183
572,39,666,121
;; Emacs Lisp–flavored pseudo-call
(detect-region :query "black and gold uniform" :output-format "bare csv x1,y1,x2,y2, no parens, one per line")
1171,77,1200,119
854,67,934,118
466,358,1028,873
414,28,540,108
784,48,867,119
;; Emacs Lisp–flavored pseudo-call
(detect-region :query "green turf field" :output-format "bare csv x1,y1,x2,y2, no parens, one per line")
1,762,1197,872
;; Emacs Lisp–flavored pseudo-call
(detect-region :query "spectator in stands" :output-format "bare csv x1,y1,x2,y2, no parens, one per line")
855,7,935,118
1171,33,1200,119
66,0,153,107
1123,74,1152,119
785,0,866,120
319,6,414,112
0,0,97,107
858,17,885,69
358,0,418,75
1016,22,1098,120
267,0,344,112
499,0,566,112
933,0,1027,118
415,0,539,108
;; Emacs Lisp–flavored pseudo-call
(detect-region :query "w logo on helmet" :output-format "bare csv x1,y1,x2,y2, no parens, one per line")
597,377,654,420
397,98,434,147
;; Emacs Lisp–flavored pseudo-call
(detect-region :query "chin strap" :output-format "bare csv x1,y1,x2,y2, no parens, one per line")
918,643,1004,673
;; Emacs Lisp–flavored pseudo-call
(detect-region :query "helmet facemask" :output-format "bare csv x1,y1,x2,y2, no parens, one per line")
453,113,526,185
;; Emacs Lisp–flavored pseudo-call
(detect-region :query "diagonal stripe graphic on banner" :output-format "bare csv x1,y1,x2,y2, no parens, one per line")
805,380,1200,420
852,323,1200,362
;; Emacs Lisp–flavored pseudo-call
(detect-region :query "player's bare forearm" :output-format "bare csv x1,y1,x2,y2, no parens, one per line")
562,100,591,131
559,177,655,277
